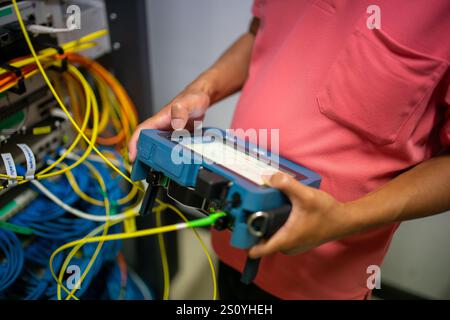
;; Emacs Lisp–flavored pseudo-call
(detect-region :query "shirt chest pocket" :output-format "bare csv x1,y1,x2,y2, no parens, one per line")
317,27,447,145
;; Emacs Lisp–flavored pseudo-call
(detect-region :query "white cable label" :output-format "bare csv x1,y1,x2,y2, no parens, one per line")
1,153,18,186
17,144,36,180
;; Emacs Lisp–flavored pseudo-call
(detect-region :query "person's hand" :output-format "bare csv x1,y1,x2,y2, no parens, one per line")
249,172,358,258
128,89,210,162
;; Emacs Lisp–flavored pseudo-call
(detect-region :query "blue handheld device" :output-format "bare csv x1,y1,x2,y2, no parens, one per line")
131,128,321,283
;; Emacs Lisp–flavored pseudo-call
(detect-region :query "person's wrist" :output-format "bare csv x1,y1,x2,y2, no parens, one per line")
341,195,388,236
339,201,366,235
186,68,219,103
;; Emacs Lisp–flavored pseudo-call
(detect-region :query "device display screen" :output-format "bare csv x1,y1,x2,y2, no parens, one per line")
182,140,288,186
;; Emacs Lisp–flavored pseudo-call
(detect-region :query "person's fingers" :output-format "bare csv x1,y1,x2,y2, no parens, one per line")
128,126,142,162
282,246,308,256
128,111,171,162
248,226,292,258
262,171,314,201
129,92,210,160
170,103,189,130
247,172,314,258
170,93,210,130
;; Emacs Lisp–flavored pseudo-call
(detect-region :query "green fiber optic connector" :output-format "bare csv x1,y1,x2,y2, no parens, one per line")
0,221,35,235
187,212,226,228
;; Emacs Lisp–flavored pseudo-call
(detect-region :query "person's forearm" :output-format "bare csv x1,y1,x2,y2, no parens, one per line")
347,154,450,232
185,31,256,104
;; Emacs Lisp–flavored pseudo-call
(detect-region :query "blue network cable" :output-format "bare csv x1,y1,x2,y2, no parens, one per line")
0,230,24,294
1,149,147,300
12,238,64,300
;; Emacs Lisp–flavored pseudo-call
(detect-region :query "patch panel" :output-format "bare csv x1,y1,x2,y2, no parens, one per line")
0,114,72,193
0,1,36,27
0,78,55,138
0,1,110,61
0,0,155,301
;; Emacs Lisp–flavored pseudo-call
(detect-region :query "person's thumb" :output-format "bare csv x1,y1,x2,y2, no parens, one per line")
262,171,312,201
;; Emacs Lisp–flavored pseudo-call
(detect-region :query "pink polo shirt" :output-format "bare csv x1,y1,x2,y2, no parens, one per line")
211,0,450,299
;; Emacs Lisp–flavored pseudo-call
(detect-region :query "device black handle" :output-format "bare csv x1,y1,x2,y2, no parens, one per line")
240,257,261,285
247,204,292,239
241,204,292,284
263,204,292,238
139,185,159,216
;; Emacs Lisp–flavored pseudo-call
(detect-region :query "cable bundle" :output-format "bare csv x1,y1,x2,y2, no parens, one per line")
0,230,24,294
6,238,63,300
3,156,126,299
0,13,147,298
10,164,94,239
81,254,153,300
0,0,221,301
65,53,138,159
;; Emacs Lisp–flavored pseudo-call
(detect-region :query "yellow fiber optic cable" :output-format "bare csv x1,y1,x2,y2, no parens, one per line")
49,202,221,300
0,67,41,93
11,1,216,301
0,65,94,187
50,212,224,252
51,221,116,300
158,200,219,300
155,207,170,300
94,77,111,135
58,161,111,300
12,0,142,192
63,164,104,206
67,151,142,207
36,65,98,178
0,34,103,75
62,72,85,130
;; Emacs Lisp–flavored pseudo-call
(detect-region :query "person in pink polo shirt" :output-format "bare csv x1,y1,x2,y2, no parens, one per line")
129,0,450,299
